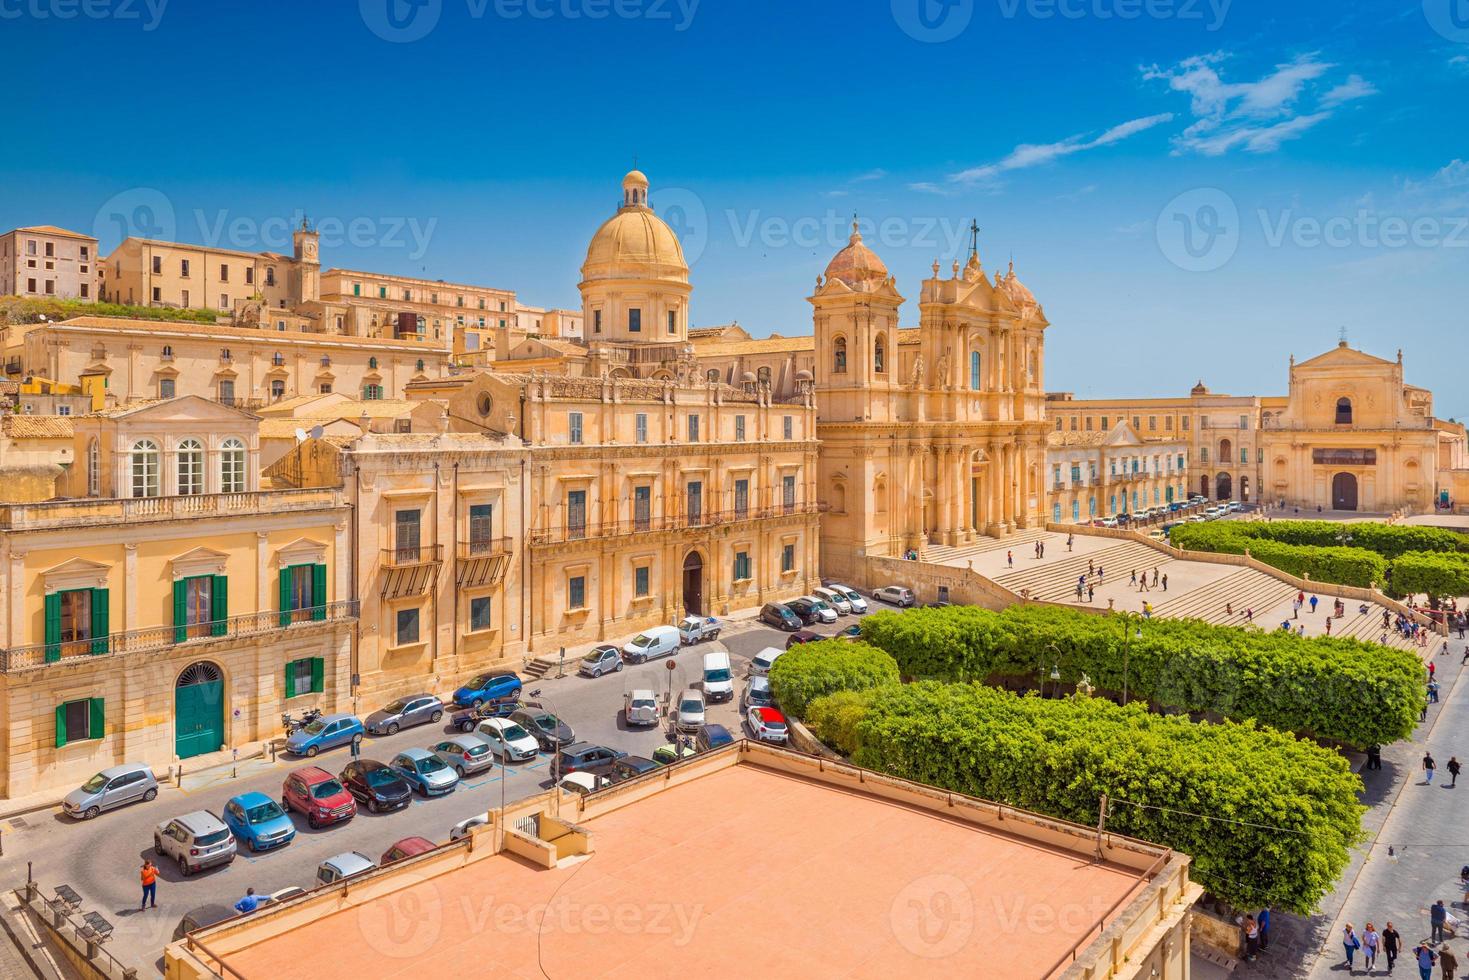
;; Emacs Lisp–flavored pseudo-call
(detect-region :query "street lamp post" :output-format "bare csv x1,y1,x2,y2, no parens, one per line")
1119,613,1142,705
1042,642,1062,698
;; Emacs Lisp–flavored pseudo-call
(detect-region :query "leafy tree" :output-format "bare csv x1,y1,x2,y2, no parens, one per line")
767,640,899,718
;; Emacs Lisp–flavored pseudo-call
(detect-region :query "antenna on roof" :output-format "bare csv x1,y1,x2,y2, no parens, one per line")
1339,325,1349,345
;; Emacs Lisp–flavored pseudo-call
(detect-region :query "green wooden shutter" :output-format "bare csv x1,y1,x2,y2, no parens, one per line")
55,704,67,747
44,592,61,663
211,575,228,637
311,564,327,621
90,588,109,655
172,579,187,644
284,660,296,699
278,567,292,627
310,657,324,694
89,698,104,740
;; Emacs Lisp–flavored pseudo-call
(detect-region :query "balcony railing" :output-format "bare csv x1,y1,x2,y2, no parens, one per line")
0,600,358,673
382,544,443,568
457,537,512,588
0,488,344,530
529,501,819,546
458,537,511,560
380,545,443,599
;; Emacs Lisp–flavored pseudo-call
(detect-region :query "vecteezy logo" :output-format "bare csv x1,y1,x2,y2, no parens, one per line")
1155,187,1240,273
892,0,974,42
1423,0,1469,43
356,874,442,958
889,873,974,959
360,0,442,43
92,188,176,247
650,186,709,267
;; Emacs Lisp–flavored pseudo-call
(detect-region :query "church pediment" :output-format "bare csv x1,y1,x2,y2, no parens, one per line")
41,557,111,593
1294,343,1394,372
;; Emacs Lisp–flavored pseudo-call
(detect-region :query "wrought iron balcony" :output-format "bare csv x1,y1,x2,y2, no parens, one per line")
379,544,443,598
528,501,819,546
456,538,512,588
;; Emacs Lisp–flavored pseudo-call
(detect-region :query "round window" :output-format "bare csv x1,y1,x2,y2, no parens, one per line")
477,392,493,417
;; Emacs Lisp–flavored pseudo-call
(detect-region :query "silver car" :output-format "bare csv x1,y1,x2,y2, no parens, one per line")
316,851,375,886
742,675,774,711
390,748,460,797
874,585,915,607
365,694,444,735
675,689,706,732
431,734,496,776
154,810,237,876
62,763,158,820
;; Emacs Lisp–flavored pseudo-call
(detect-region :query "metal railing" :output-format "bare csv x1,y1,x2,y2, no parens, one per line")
381,543,443,568
0,600,358,673
458,537,512,560
0,487,343,529
529,501,819,545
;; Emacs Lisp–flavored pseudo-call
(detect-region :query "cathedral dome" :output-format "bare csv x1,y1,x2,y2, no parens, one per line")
581,170,688,284
823,221,888,289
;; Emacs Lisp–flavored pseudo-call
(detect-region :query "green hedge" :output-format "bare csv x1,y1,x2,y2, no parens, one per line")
857,605,1423,747
0,297,222,327
814,682,1364,914
1387,551,1469,600
767,640,900,718
1170,519,1467,559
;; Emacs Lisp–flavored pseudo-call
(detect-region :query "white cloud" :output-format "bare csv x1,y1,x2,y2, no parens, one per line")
852,169,887,182
946,113,1174,187
1451,55,1469,72
1321,74,1378,107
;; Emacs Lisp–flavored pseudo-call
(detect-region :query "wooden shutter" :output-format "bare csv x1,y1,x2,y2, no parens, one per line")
311,564,327,621
278,566,292,627
55,704,67,747
284,660,296,699
89,698,105,740
44,592,61,663
90,588,109,655
211,575,228,637
310,657,324,694
172,579,188,644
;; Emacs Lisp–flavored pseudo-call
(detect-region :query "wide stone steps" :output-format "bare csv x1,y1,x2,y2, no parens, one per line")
995,541,1174,602
1150,568,1296,627
921,528,1051,564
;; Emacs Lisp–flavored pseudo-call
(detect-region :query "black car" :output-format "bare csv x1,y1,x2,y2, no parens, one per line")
509,707,575,752
696,724,736,753
759,602,802,631
338,760,412,814
172,904,236,942
784,598,822,626
451,698,520,733
555,742,627,775
588,755,660,786
785,629,823,650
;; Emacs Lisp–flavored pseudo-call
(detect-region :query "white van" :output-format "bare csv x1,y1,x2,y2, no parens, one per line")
702,650,734,702
621,625,680,664
749,646,785,677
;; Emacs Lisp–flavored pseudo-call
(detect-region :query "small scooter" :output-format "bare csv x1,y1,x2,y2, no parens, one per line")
281,707,322,735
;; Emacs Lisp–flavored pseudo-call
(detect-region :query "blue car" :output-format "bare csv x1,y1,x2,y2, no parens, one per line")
284,713,365,757
452,671,522,710
222,792,296,852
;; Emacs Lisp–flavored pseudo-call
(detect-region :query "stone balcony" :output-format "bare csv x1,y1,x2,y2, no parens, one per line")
0,487,346,530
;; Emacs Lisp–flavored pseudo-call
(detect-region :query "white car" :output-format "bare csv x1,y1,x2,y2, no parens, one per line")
800,596,839,624
449,815,489,840
474,717,540,762
557,772,607,796
812,587,851,615
624,689,659,727
748,646,785,677
826,583,868,614
675,689,706,732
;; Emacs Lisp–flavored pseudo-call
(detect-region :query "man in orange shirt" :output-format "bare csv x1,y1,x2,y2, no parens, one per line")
140,860,157,910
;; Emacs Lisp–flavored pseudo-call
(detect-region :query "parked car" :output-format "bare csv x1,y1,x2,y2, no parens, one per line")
154,810,237,877
696,723,735,753
702,649,734,702
825,583,869,614
742,675,774,710
783,597,824,626
449,815,489,840
748,646,785,677
338,759,412,814
390,748,460,797
785,629,823,649
557,771,607,795
452,671,522,709
431,734,496,777
922,601,953,609
509,707,575,752
281,766,356,829
620,625,680,664
62,763,158,820
812,586,852,615
590,755,660,785
675,689,707,732
800,595,840,624
678,615,722,645
873,585,915,607
624,689,660,727
759,602,803,631
837,624,862,640
364,694,444,735
745,707,789,744
556,742,627,774
475,717,541,762
315,851,374,887
651,743,697,765
221,792,296,853
450,697,520,733
381,837,437,865
579,644,624,677
284,713,364,757
172,905,236,942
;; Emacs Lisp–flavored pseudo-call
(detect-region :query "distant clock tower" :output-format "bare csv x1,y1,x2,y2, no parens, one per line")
293,218,321,304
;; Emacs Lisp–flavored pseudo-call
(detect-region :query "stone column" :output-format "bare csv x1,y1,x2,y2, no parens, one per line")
124,544,138,633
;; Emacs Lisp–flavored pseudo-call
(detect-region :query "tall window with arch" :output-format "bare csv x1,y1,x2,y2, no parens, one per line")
177,439,204,495
970,350,982,390
873,335,886,374
833,336,847,374
220,438,246,493
1335,397,1353,425
86,438,100,496
757,366,771,387
131,440,159,498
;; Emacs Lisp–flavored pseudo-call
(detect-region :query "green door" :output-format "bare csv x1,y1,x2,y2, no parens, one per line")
175,662,224,759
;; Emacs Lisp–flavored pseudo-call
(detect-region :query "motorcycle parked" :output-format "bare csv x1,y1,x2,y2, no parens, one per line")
281,707,322,735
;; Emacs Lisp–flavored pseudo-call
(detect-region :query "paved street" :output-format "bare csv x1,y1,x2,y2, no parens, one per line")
0,608,878,975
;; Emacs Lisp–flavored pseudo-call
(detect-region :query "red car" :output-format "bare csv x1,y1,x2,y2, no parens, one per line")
381,836,437,865
744,707,789,744
281,765,356,829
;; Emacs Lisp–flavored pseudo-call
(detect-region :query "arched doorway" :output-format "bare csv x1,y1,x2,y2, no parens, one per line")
175,661,224,759
1216,472,1232,500
1240,476,1250,502
1332,472,1358,511
681,552,704,617
1200,475,1210,499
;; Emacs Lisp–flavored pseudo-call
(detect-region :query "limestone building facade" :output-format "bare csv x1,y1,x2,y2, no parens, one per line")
0,226,98,300
1046,420,1190,523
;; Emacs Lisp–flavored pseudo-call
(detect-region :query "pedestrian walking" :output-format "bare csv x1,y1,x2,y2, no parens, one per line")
1096,565,1104,581
234,888,264,914
1088,560,1095,577
1007,550,1013,568
1325,617,1332,636
1298,590,1306,607
1087,584,1095,603
1076,583,1084,601
1152,567,1159,587
140,860,157,910
1344,924,1362,968
1040,541,1045,558
1034,541,1041,559
1426,753,1439,786
1430,659,1438,680
1420,943,1441,980
1310,594,1319,613
1067,533,1074,552
1243,915,1260,962
1431,679,1442,703
1258,907,1271,951
1161,573,1168,592
1226,602,1234,617
1385,922,1402,971
1434,900,1449,943
1130,569,1137,586
1444,945,1460,979
1367,743,1382,770
1294,598,1301,619
1143,601,1153,619
1364,922,1381,971
1246,607,1254,622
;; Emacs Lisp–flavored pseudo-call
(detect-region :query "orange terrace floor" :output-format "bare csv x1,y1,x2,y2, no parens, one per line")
214,762,1153,979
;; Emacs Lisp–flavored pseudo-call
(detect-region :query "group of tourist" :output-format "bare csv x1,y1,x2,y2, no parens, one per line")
1342,902,1465,978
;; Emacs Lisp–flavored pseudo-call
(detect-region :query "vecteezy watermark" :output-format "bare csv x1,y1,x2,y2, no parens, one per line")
890,873,975,959
650,185,709,267
93,187,177,246
726,211,971,259
891,0,974,42
1422,0,1469,44
1155,187,1240,272
0,0,168,30
359,0,699,43
995,0,1231,30
357,872,444,959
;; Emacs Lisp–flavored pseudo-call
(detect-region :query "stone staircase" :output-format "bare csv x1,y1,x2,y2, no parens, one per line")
921,527,1050,565
1148,567,1296,627
993,540,1175,602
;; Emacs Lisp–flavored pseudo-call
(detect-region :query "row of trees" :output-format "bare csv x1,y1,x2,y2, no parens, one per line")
1171,519,1467,559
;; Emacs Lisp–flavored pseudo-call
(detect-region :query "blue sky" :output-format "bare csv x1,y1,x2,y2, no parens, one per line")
4,0,1466,413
